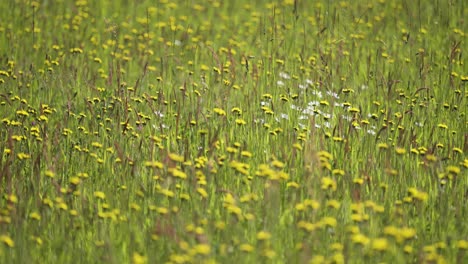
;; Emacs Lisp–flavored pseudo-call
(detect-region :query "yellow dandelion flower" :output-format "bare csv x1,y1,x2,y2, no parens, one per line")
29,212,41,221
346,225,360,234
353,178,364,185
240,243,254,252
377,143,388,149
395,147,406,155
169,168,187,179
330,253,344,264
7,194,18,204
70,210,78,216
132,252,147,264
156,207,169,215
437,123,448,129
321,177,337,191
351,233,370,245
401,227,416,241
143,160,164,168
169,153,184,162
321,217,337,228
348,107,360,113
457,240,468,249
226,147,238,153
286,181,300,188
262,249,276,259
194,244,211,255
309,255,325,264
271,160,285,169
326,199,341,209
293,143,303,150
452,147,463,154
446,166,460,175
91,142,103,148
408,188,428,201
17,153,31,160
213,107,226,116
330,243,343,251
0,235,14,247
297,221,317,232
257,231,272,240
332,169,345,176
197,188,208,198
130,203,141,211
227,205,242,217
317,151,333,160
235,118,247,125
215,221,226,230
303,199,320,210
94,191,106,200
295,203,306,211
241,151,252,157
372,238,388,251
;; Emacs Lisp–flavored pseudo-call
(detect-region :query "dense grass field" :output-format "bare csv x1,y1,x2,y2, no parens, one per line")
0,0,467,263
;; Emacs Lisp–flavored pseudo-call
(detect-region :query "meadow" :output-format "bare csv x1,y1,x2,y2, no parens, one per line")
0,0,467,263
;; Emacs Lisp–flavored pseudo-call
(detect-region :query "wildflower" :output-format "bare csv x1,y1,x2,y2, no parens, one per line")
132,252,147,264
326,200,341,209
353,178,364,185
348,107,360,113
7,194,18,204
231,107,242,115
377,143,388,149
332,169,345,176
372,238,388,251
309,255,325,264
17,153,31,160
240,243,254,252
404,245,413,254
0,235,14,247
29,212,41,220
395,147,406,155
143,160,164,168
94,191,106,200
169,168,187,179
408,188,428,202
330,253,344,264
453,147,463,154
197,188,208,199
321,177,337,191
169,153,184,162
91,142,103,148
235,119,247,125
213,107,226,116
271,160,285,169
457,240,468,250
293,143,303,150
286,181,300,188
262,249,276,259
304,199,320,210
130,203,141,211
241,151,252,157
321,217,337,228
156,207,169,215
437,123,448,129
351,233,370,245
446,166,460,175
215,221,226,230
257,231,272,240
194,244,211,255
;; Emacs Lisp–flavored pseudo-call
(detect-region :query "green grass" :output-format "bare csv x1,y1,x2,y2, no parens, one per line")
0,0,467,263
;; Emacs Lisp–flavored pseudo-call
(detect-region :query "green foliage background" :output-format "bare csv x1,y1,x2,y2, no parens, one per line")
0,0,466,263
